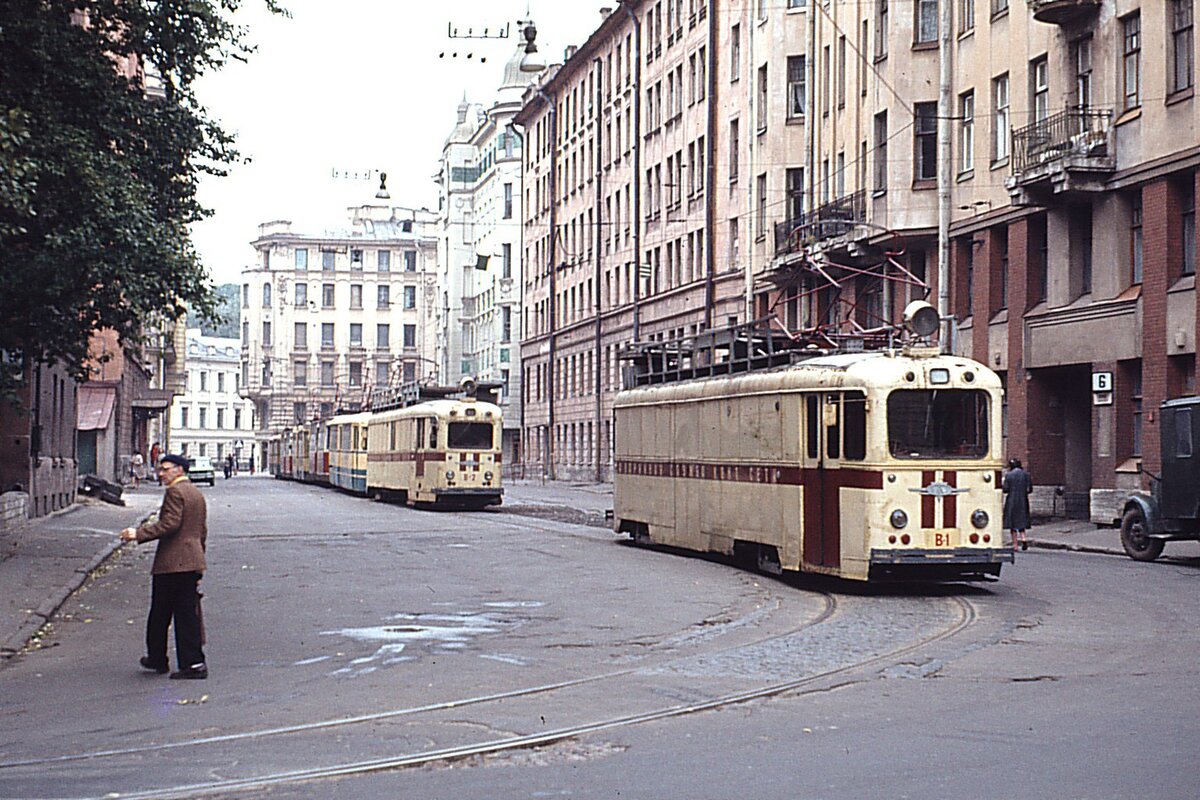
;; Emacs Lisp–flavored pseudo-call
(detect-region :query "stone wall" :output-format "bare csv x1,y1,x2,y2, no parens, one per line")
0,492,29,533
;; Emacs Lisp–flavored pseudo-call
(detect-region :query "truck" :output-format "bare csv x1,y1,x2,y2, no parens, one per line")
1119,396,1200,561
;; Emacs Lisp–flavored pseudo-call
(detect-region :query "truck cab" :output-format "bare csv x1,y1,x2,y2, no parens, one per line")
1120,397,1200,561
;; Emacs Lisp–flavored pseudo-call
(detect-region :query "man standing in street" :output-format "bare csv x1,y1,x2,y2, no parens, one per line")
120,453,208,679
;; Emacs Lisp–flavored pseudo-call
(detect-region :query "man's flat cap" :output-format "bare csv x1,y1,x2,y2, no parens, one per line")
160,454,189,469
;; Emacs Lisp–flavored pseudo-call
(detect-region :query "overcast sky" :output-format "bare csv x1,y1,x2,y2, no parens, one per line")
190,0,606,286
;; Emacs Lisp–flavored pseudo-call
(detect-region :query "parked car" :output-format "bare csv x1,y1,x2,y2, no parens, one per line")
188,456,217,487
1119,396,1200,561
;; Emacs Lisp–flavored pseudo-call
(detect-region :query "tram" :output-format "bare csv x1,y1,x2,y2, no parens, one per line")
613,303,1012,583
366,387,503,508
327,411,372,494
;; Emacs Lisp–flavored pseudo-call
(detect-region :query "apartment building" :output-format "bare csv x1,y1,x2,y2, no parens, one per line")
434,35,535,469
239,205,439,451
170,329,256,466
515,1,1199,519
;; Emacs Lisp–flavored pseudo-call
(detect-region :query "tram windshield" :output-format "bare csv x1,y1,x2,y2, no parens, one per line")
448,422,494,450
887,389,989,459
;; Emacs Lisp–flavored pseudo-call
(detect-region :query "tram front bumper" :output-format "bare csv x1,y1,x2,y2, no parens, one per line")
868,547,1013,582
870,547,1014,565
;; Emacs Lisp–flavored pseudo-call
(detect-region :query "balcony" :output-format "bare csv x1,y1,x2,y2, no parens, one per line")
1006,107,1114,205
774,190,867,258
1027,0,1101,25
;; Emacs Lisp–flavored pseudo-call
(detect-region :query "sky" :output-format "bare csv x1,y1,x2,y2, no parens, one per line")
190,0,607,286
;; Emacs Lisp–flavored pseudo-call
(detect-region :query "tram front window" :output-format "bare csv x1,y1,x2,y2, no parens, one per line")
448,422,494,450
887,389,989,459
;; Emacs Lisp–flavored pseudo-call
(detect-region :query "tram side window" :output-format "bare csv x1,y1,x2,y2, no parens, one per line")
826,397,840,460
390,421,397,450
806,395,819,459
843,395,866,461
417,419,425,449
429,419,438,449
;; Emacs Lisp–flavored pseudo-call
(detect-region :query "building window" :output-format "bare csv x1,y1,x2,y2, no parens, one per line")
874,111,888,191
321,323,334,348
915,0,938,44
993,0,1008,13
993,74,1010,162
876,0,889,58
837,36,846,108
997,227,1009,309
404,251,417,271
730,23,740,83
180,407,189,427
502,306,512,342
377,250,390,272
729,119,739,181
756,173,767,239
322,283,335,308
295,248,308,270
234,408,242,429
377,284,390,309
217,372,225,392
757,65,768,131
502,243,512,279
295,322,307,349
787,55,806,117
1122,13,1141,111
349,361,362,387
959,0,974,32
199,408,207,429
404,286,416,309
959,91,974,175
1182,179,1196,276
377,323,389,348
295,360,308,387
1131,193,1144,284
914,102,937,182
322,250,335,271
350,323,362,348
503,183,514,218
729,217,740,268
351,249,363,270
1132,367,1143,457
350,283,362,309
294,282,307,307
403,324,416,348
262,282,271,308
1173,1,1195,94
786,167,805,222
262,321,272,347
320,360,334,387
1073,36,1092,109
1031,56,1049,123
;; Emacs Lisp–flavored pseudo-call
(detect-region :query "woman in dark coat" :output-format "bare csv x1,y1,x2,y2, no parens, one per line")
1002,458,1033,551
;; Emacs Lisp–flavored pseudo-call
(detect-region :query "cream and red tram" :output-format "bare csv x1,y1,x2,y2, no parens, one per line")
366,382,503,509
613,325,1011,582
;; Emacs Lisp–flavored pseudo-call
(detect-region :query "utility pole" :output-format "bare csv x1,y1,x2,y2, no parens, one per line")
937,0,954,353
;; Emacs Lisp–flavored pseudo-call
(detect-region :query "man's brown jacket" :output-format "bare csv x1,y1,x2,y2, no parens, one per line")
135,476,207,574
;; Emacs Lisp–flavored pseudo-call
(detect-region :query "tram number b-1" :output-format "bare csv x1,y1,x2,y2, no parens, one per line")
931,531,956,548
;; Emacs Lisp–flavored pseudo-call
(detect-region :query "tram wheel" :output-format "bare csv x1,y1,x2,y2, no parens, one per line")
1120,507,1164,562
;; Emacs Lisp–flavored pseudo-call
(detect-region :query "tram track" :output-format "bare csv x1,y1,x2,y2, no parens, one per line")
0,591,978,800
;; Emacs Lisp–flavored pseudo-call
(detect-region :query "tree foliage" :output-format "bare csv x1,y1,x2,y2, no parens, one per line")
0,0,284,394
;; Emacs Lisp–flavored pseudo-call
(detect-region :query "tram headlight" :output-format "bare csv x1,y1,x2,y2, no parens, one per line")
445,470,455,481
484,471,494,481
971,509,989,529
890,509,908,529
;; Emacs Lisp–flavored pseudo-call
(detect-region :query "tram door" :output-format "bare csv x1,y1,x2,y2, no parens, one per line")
803,393,844,568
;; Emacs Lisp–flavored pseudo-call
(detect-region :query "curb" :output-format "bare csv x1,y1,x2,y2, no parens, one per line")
1030,540,1125,557
0,511,151,660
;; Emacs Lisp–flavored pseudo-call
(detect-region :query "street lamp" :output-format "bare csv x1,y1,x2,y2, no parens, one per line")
518,19,546,74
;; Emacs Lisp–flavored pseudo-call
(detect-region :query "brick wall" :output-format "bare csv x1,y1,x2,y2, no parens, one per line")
1140,180,1178,482
1006,217,1030,467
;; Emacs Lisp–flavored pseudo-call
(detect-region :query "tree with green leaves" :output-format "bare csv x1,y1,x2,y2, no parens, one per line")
0,0,283,398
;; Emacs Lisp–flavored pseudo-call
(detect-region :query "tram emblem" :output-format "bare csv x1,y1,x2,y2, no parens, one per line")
910,480,969,497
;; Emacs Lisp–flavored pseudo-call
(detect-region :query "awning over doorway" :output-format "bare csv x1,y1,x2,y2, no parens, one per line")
77,385,116,431
132,388,173,411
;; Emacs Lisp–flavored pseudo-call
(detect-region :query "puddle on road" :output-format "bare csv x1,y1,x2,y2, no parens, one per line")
317,608,536,677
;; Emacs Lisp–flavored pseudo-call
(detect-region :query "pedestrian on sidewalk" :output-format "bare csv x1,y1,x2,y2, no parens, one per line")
149,442,161,484
119,453,209,680
1003,458,1033,552
129,452,144,489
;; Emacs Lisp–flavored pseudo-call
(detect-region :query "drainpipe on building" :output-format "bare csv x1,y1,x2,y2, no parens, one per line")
619,1,642,342
534,85,559,481
937,0,954,354
703,0,717,330
593,56,606,483
806,1,817,315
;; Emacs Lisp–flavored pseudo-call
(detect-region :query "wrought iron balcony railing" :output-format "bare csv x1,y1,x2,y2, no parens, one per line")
774,190,867,257
1011,106,1112,175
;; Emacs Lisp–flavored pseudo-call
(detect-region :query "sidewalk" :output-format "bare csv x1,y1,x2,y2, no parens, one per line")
0,488,161,658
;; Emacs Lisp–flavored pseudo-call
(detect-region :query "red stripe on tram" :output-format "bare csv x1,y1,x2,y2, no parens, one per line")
942,470,957,529
921,470,937,529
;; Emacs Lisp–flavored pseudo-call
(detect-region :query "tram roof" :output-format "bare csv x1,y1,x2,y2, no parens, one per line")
324,410,373,426
615,349,1000,406
369,398,502,422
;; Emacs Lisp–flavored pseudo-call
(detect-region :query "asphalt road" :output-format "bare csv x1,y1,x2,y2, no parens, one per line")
1,477,1197,799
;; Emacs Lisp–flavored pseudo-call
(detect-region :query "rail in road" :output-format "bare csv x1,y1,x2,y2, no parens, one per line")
0,537,980,800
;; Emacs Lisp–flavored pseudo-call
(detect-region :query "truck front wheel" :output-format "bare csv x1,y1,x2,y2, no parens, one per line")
1120,507,1164,562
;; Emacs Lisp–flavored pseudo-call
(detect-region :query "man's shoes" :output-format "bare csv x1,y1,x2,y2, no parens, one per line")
169,664,208,680
139,656,169,674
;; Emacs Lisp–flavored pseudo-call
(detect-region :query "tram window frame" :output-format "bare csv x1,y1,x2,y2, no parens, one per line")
806,395,820,459
843,394,867,461
826,396,841,460
886,388,990,459
448,421,495,450
417,419,425,449
429,418,439,449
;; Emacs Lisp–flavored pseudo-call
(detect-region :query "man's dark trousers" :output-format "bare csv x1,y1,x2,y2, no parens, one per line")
146,571,205,669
